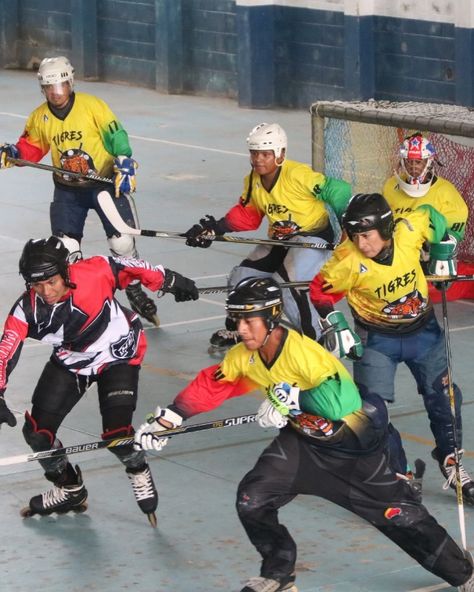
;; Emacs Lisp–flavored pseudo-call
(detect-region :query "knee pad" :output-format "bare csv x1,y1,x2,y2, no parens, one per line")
56,233,82,263
108,234,137,258
102,425,146,468
22,412,55,451
23,412,67,477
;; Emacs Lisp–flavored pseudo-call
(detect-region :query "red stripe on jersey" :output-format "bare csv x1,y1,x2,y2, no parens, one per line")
173,364,259,418
225,202,264,232
309,273,345,308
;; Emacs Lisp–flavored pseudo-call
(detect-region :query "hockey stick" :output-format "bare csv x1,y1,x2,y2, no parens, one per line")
6,157,114,185
439,283,467,550
198,281,310,295
97,191,334,251
0,413,257,467
426,274,474,283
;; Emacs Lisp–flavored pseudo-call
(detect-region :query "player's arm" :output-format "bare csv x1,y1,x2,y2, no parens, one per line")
0,311,29,427
93,98,136,196
1,112,48,168
108,255,199,303
133,364,259,451
183,171,264,248
310,264,362,360
314,175,352,221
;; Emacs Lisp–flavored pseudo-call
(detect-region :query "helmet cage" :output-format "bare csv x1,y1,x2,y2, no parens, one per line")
398,133,435,196
19,237,70,287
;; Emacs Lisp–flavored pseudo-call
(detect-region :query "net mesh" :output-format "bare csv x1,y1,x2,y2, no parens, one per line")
312,100,474,261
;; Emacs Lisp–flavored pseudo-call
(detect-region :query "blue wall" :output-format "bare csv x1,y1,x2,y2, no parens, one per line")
0,0,472,108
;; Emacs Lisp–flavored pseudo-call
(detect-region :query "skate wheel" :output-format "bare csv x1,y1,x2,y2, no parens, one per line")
147,512,157,528
20,506,34,518
151,315,160,328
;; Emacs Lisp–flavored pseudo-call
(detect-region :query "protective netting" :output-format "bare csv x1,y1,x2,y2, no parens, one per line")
311,100,474,261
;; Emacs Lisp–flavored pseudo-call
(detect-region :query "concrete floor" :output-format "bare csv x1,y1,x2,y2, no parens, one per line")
0,70,473,592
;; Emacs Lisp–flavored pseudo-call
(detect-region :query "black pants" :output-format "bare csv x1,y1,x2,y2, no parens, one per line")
236,427,472,587
23,358,144,479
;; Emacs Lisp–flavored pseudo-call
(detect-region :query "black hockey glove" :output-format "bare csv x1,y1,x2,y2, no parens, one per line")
184,215,228,248
0,395,17,427
162,269,199,302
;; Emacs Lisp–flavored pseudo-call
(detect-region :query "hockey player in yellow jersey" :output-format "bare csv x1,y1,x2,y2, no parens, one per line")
183,122,352,352
134,277,474,592
383,132,468,245
310,192,474,505
0,56,159,325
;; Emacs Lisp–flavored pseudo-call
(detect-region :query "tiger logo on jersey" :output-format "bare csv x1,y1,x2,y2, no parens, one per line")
270,217,301,240
60,147,96,176
382,289,426,319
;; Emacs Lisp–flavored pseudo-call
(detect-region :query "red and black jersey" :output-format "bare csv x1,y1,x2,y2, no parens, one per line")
0,255,166,391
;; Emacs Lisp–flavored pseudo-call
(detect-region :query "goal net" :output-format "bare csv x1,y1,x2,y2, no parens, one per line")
311,100,474,262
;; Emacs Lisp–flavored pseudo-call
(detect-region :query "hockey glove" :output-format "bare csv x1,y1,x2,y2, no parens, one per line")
162,269,199,302
113,156,138,197
263,381,301,422
133,407,183,451
0,143,19,169
184,215,227,248
257,399,288,429
428,235,457,290
0,396,17,427
319,311,363,360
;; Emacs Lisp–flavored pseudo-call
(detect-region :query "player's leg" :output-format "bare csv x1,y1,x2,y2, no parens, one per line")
341,448,473,588
94,188,159,326
97,363,158,526
236,429,305,591
21,361,88,516
406,316,474,503
276,236,332,340
50,185,89,262
352,330,412,476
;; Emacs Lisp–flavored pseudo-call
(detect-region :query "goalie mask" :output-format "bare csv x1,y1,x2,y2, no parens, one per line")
396,133,436,197
342,193,394,241
246,123,287,160
226,277,283,332
19,236,71,287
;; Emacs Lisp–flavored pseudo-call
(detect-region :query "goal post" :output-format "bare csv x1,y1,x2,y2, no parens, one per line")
310,100,474,261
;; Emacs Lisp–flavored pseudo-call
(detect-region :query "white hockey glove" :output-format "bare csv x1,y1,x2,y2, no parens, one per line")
428,235,457,289
0,143,19,169
133,407,183,452
113,156,138,197
257,382,301,429
319,311,363,360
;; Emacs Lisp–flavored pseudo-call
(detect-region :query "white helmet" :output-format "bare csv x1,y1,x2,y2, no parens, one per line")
246,123,287,159
395,133,436,197
38,56,75,88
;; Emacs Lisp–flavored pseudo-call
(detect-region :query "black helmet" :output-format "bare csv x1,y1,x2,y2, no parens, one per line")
342,193,394,241
19,236,70,285
226,277,283,331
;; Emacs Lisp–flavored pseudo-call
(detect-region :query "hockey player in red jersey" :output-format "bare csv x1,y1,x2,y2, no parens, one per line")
0,236,198,525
